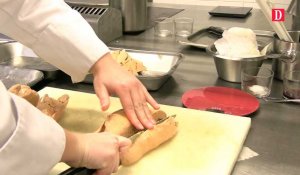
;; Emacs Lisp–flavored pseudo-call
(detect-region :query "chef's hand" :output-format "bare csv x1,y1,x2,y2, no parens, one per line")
91,53,160,130
61,131,131,175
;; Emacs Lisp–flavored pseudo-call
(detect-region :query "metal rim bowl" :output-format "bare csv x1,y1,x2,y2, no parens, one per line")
206,44,267,83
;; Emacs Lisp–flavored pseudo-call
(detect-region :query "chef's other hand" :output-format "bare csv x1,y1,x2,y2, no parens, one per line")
91,53,160,130
61,131,131,175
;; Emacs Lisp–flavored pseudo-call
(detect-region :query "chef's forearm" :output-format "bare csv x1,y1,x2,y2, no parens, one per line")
90,53,111,75
61,130,84,167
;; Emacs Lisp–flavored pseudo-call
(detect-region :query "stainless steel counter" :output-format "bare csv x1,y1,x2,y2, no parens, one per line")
35,4,300,175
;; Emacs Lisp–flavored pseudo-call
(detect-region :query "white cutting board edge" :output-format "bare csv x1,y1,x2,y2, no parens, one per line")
40,87,251,175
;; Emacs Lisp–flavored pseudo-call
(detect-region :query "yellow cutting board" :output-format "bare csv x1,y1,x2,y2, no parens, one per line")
41,87,251,175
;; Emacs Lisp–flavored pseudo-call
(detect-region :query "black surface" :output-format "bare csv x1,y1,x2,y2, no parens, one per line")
209,6,252,18
59,167,95,175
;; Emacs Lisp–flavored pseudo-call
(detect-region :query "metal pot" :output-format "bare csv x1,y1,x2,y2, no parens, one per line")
206,45,266,83
109,0,148,33
272,31,300,80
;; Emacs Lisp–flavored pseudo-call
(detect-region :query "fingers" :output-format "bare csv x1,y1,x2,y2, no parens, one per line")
94,83,110,111
95,133,121,175
112,158,120,173
116,82,156,130
95,160,118,175
92,53,159,131
116,135,132,149
130,88,155,129
93,63,159,130
142,86,160,110
112,136,130,173
94,135,130,175
111,144,120,173
118,89,144,130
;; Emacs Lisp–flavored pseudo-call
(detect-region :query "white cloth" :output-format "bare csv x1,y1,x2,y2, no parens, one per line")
0,82,65,175
0,0,111,174
0,0,110,82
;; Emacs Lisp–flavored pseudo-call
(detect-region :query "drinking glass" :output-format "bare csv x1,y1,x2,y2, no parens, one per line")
283,70,300,99
241,67,274,98
174,17,193,37
154,17,174,37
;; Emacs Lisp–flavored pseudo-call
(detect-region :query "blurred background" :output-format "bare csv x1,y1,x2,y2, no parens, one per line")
67,0,292,9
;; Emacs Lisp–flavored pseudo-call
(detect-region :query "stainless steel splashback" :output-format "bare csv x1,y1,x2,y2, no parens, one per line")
109,0,148,33
287,0,300,30
66,1,123,43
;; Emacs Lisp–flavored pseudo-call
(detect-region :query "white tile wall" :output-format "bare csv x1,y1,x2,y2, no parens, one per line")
153,0,292,9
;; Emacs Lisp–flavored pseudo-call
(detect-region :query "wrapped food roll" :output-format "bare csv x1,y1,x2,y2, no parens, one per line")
36,94,69,121
121,116,178,166
8,84,40,106
100,109,167,137
100,108,177,166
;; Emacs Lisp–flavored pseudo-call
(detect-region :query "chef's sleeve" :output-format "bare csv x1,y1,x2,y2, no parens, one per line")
0,82,65,175
0,0,110,82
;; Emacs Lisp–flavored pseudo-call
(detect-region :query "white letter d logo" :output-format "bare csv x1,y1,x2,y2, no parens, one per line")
272,9,285,21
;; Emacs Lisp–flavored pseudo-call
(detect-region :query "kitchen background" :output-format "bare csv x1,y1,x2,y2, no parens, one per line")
153,0,291,8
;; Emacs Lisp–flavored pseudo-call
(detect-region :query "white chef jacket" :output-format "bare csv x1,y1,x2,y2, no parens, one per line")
0,82,65,175
0,0,110,174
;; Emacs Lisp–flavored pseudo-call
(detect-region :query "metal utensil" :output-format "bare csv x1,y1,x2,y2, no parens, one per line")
205,108,225,113
59,115,176,175
59,167,95,175
263,97,300,103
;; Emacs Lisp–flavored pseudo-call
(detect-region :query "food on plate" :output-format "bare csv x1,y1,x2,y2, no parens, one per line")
121,116,177,166
214,27,261,59
100,108,177,166
111,49,146,75
100,109,168,137
36,94,69,121
8,84,40,106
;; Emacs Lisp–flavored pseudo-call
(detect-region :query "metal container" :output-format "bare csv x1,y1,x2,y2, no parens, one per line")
0,65,44,88
207,45,266,83
66,2,123,43
84,48,184,90
109,0,148,33
272,31,300,80
0,42,60,80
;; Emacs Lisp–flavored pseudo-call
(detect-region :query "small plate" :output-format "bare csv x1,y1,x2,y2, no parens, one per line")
182,86,259,116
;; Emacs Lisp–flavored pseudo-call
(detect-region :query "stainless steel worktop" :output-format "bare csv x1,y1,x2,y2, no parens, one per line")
35,4,300,175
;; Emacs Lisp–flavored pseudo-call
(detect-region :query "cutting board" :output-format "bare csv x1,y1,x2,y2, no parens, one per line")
41,87,251,175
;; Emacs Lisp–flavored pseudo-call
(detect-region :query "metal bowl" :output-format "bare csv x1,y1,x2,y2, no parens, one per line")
206,44,266,83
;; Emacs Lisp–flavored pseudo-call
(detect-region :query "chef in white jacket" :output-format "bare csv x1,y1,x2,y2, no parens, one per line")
0,0,160,175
